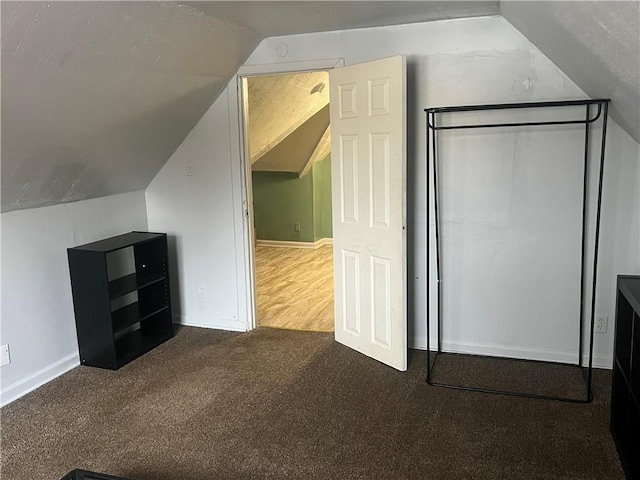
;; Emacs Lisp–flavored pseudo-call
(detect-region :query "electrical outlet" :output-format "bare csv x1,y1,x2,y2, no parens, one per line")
294,222,301,232
186,161,195,176
198,285,207,300
1,344,10,367
596,315,608,334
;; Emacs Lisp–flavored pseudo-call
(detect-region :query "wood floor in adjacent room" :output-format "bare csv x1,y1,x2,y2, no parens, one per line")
255,244,334,332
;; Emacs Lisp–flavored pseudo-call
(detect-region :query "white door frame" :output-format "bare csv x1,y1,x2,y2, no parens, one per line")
231,58,345,332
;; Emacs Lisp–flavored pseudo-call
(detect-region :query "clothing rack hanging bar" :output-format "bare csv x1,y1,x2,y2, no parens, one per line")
426,103,603,131
426,98,609,114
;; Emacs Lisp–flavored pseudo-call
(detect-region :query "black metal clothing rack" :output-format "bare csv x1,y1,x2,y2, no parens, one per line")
425,98,610,403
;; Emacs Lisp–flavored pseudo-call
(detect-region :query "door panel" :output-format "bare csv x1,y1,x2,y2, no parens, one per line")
330,55,407,371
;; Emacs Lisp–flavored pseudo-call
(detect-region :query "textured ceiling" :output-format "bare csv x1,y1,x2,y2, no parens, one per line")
247,71,329,164
1,1,261,211
1,1,638,212
252,105,329,174
501,1,640,143
247,72,331,176
181,1,500,36
0,0,499,212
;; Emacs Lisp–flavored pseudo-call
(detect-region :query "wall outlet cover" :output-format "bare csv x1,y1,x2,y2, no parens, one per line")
198,285,207,299
596,315,608,334
1,344,10,367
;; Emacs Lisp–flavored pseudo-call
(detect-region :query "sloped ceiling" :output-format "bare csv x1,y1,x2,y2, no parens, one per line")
1,1,638,212
0,1,497,211
1,1,261,212
301,125,331,178
252,105,329,174
247,71,329,164
501,1,640,143
1,1,499,212
246,71,333,177
182,1,500,36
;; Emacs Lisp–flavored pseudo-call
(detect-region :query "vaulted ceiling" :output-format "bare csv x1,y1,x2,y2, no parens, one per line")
247,71,331,177
247,71,329,166
1,1,638,212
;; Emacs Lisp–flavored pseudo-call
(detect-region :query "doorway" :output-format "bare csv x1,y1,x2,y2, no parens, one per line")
236,55,407,371
242,70,334,333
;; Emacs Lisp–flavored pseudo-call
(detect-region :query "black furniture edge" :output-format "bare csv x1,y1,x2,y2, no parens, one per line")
61,469,129,480
611,275,639,479
68,231,166,253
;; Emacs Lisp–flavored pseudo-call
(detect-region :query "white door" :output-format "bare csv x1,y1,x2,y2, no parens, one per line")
329,55,407,371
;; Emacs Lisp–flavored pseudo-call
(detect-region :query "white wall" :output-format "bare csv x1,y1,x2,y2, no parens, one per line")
146,15,640,367
145,93,248,332
0,191,148,406
434,113,639,365
595,120,640,347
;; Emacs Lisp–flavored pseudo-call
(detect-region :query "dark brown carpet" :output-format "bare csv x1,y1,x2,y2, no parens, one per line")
0,326,624,480
430,353,588,400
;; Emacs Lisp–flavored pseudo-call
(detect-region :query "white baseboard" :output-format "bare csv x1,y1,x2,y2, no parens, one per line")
173,315,247,332
2,333,608,408
409,339,613,369
1,352,80,407
256,238,333,249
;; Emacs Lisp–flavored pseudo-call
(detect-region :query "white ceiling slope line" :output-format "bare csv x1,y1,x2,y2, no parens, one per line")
501,1,640,144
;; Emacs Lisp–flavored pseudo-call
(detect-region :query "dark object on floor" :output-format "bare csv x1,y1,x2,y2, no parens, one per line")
61,470,129,480
611,275,640,479
1,327,625,479
67,231,174,370
425,98,610,402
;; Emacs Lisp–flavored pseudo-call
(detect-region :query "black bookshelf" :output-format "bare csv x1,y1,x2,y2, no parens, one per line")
68,231,174,370
612,275,640,479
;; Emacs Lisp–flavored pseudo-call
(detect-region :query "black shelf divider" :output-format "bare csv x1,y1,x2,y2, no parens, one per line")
108,272,166,299
114,329,174,369
425,98,610,403
111,302,169,334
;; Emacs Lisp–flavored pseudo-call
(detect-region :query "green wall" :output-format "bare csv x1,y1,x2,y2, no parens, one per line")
252,155,332,243
313,154,333,241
